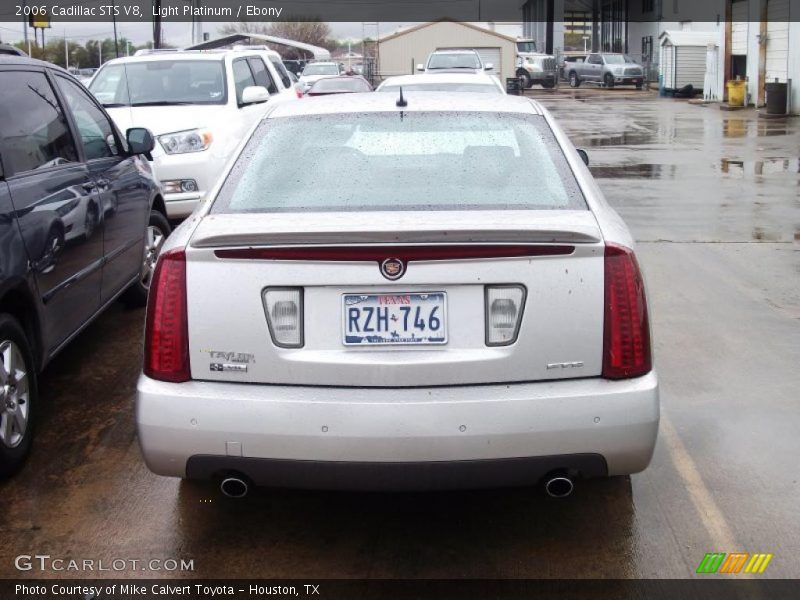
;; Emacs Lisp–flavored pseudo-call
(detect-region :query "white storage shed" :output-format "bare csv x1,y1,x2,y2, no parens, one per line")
659,31,719,92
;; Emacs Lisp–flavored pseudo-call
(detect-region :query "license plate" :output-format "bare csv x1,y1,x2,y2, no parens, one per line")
343,292,447,345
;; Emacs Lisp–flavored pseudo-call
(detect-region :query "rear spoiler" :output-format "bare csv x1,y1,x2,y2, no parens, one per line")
190,212,603,248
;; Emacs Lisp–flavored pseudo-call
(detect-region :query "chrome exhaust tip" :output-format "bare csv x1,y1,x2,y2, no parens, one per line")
220,477,249,498
544,476,574,498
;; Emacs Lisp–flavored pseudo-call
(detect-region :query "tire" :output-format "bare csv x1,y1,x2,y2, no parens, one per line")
517,71,532,89
541,79,555,89
122,210,171,308
569,71,581,88
0,314,37,479
635,83,643,90
604,73,615,88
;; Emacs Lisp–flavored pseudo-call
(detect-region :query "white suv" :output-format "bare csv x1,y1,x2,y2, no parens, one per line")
417,49,493,74
297,61,342,93
89,49,297,219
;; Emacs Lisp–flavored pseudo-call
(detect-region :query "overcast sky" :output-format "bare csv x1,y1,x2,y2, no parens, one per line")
0,21,412,47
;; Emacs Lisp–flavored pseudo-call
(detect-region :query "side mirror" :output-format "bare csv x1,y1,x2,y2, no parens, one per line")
241,86,270,105
484,63,494,71
576,149,589,166
417,63,425,72
126,127,154,161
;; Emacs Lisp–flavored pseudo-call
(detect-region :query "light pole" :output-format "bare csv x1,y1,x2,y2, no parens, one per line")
112,0,119,56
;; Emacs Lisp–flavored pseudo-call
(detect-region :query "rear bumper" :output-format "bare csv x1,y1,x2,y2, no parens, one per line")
136,371,659,490
187,454,608,491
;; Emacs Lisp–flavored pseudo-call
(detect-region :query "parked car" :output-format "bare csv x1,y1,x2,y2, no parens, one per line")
88,49,297,219
0,55,168,477
229,45,301,99
305,75,373,96
567,53,644,89
377,72,505,94
136,92,659,497
282,59,306,76
75,67,97,85
417,49,493,74
297,62,341,94
0,44,26,57
559,55,586,80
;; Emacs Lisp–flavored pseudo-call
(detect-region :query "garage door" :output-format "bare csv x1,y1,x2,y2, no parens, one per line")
766,0,789,82
731,0,748,56
475,47,502,73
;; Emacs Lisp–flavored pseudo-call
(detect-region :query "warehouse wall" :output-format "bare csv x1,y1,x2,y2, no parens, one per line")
378,21,517,82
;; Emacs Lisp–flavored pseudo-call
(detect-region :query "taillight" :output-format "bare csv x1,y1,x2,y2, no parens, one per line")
602,243,651,379
485,285,526,346
144,248,190,382
263,287,304,348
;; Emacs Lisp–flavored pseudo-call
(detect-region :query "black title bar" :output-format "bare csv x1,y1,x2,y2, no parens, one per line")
2,0,800,23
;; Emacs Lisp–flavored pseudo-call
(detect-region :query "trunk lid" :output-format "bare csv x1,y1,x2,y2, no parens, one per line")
185,210,605,387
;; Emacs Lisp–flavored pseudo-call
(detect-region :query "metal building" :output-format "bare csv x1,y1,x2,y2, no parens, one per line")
377,20,518,82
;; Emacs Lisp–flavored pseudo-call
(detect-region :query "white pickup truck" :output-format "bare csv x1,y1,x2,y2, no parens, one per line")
566,53,644,89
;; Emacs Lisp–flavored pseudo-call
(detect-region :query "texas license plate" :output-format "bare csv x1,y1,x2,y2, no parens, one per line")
343,292,447,345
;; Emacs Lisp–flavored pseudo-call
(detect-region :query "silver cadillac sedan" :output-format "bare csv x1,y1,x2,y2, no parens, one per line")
136,93,659,497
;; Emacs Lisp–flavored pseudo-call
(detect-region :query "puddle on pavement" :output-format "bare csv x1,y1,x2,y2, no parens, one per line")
584,132,655,147
719,157,799,176
723,118,796,138
723,119,749,138
590,164,675,179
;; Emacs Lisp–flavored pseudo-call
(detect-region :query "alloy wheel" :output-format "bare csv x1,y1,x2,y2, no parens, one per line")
0,340,30,449
140,224,166,289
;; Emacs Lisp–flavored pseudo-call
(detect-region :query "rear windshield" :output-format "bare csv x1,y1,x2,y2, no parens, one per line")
89,60,226,106
428,53,482,70
604,55,635,64
212,111,586,214
302,64,339,76
311,78,371,93
379,83,500,94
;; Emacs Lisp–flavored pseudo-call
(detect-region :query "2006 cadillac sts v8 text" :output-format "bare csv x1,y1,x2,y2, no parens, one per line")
136,92,659,497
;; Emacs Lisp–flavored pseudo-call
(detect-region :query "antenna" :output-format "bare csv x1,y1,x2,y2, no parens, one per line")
396,86,407,107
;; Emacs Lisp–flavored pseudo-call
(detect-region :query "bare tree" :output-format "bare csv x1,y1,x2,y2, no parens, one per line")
218,21,270,36
218,19,335,58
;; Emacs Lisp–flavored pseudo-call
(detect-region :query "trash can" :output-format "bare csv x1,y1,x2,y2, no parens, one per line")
765,81,788,115
506,77,522,96
726,79,746,107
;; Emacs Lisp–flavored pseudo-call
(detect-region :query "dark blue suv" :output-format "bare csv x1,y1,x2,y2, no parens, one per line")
0,56,170,476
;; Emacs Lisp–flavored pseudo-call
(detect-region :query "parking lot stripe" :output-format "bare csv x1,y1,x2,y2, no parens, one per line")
660,416,742,564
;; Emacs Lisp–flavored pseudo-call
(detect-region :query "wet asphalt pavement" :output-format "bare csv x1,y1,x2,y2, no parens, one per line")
1,90,798,581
